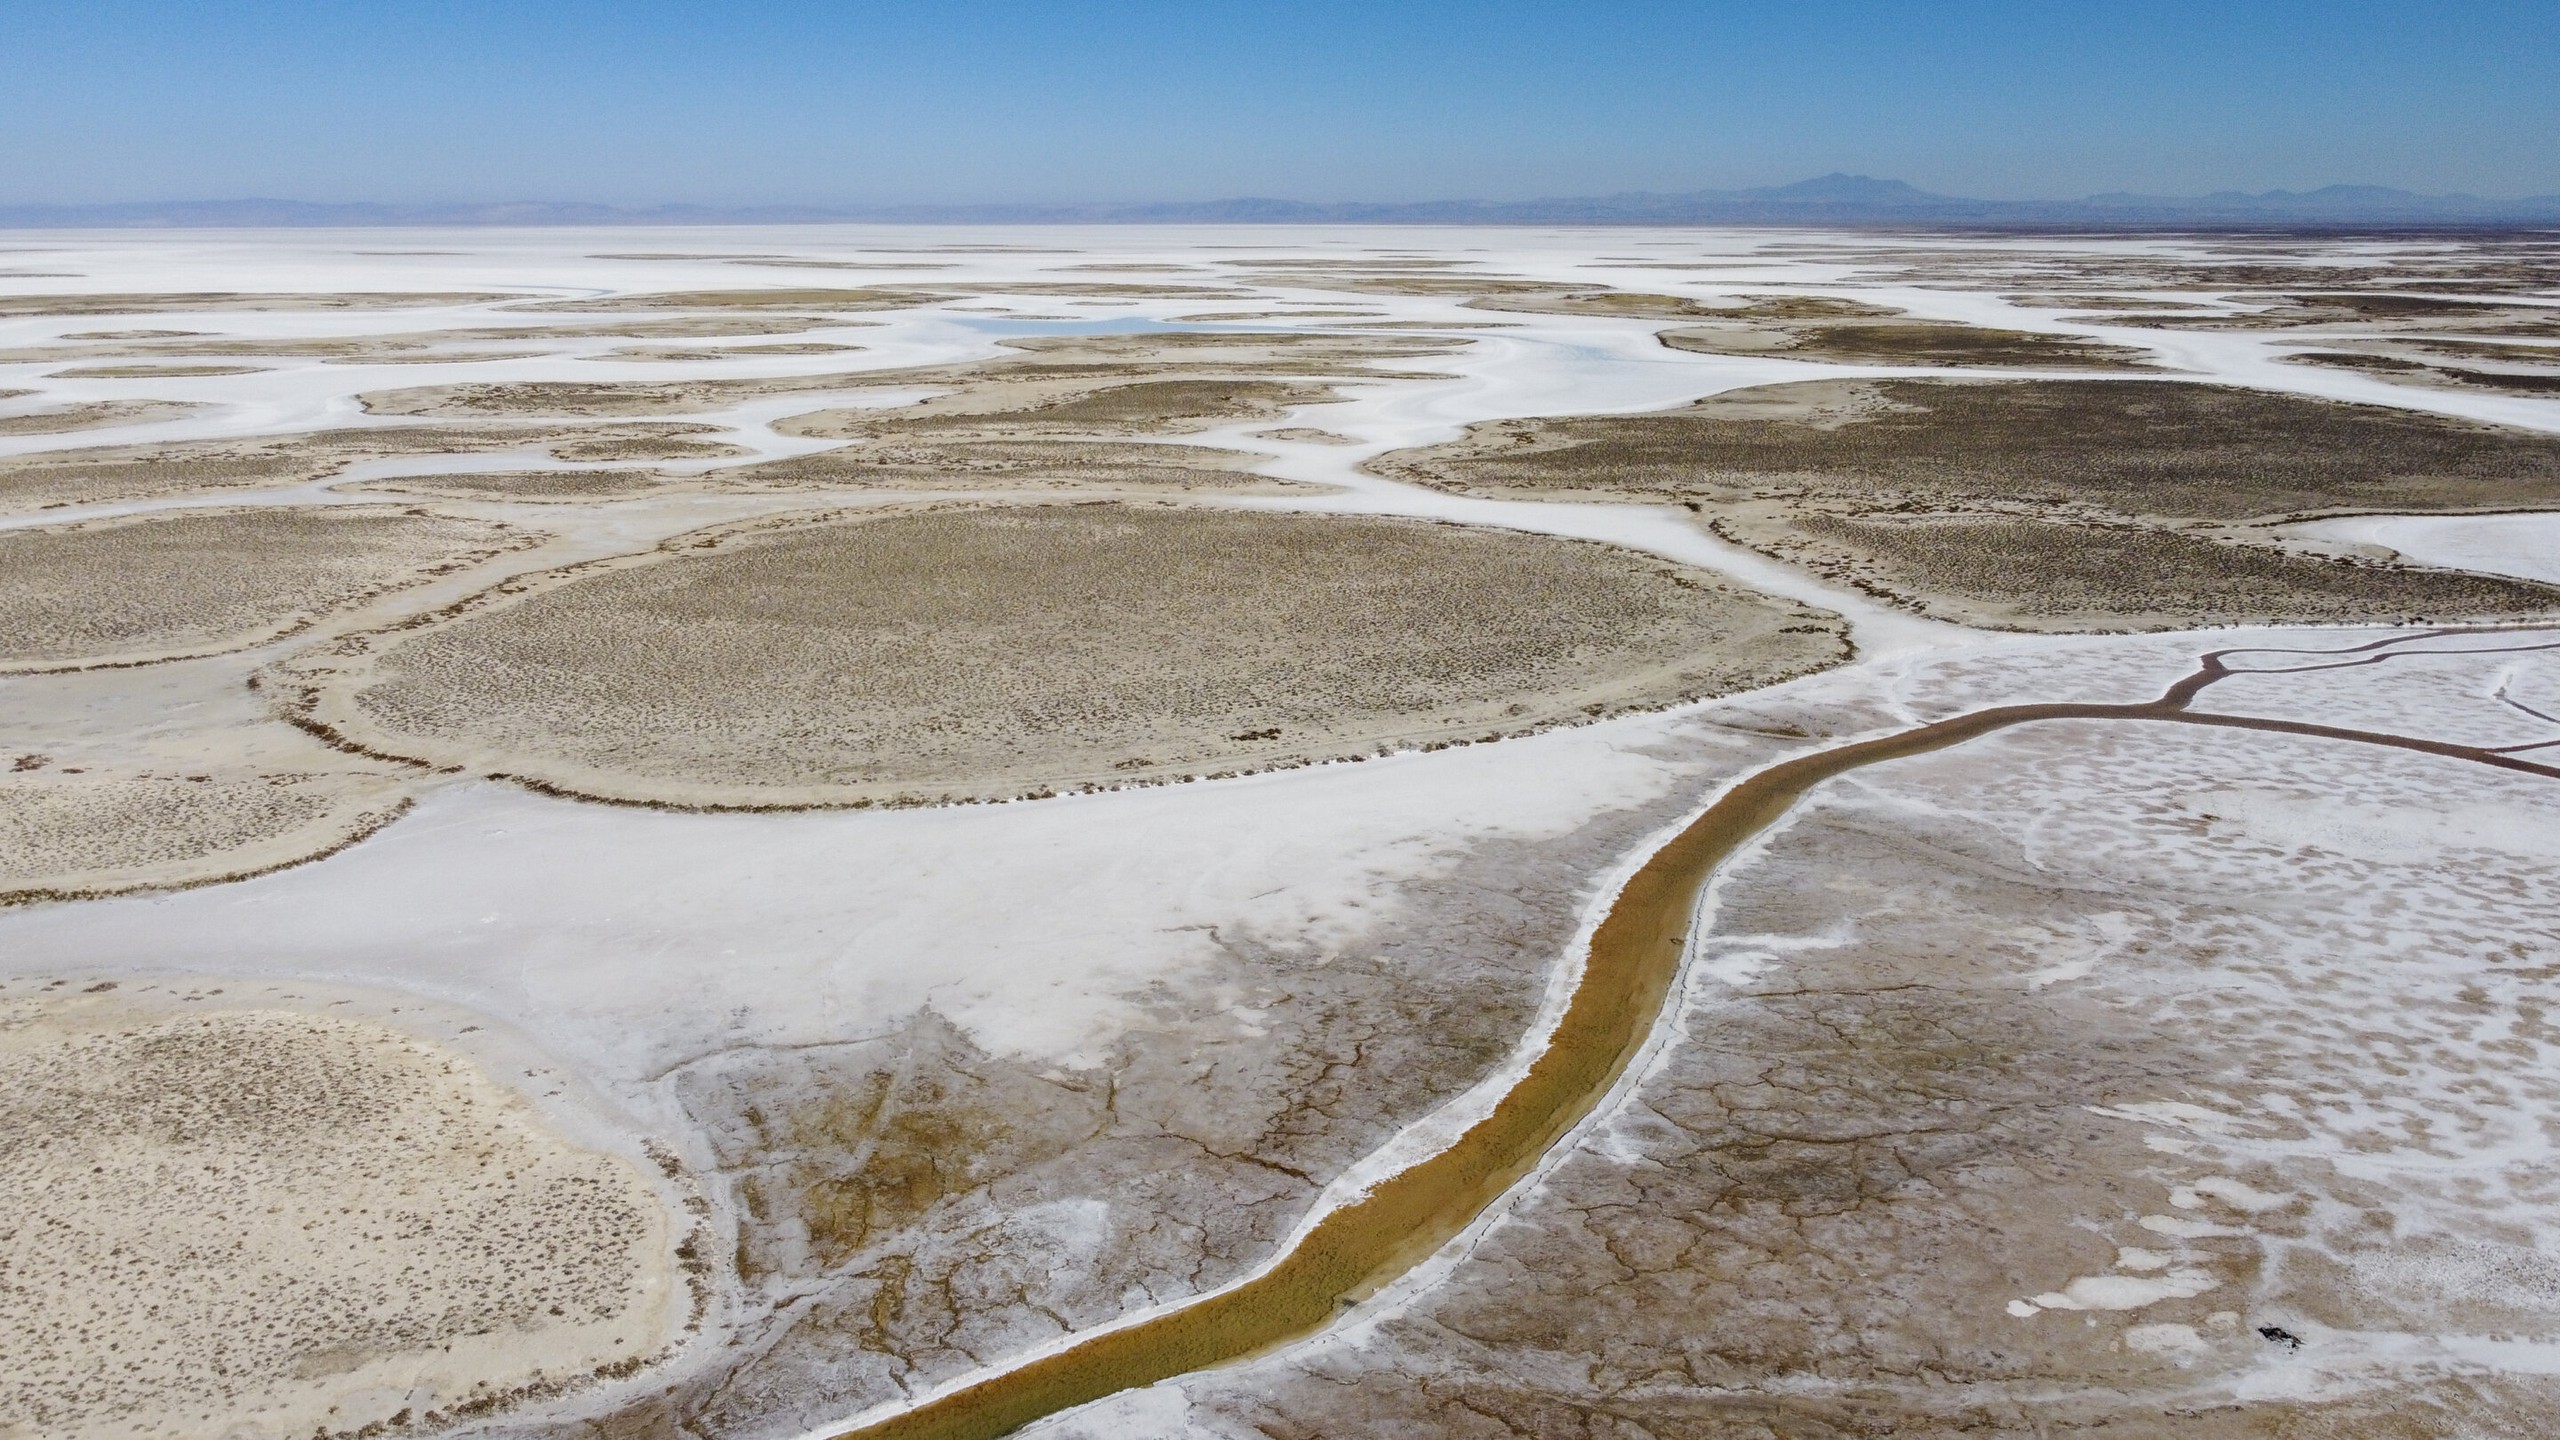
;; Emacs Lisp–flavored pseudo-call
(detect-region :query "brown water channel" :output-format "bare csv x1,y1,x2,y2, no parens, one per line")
836,630,2560,1440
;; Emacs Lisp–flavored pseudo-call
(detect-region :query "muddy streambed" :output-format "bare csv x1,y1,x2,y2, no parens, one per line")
824,628,2560,1440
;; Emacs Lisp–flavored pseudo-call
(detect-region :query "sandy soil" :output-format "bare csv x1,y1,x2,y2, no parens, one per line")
789,378,1347,440
1229,273,1578,297
1252,426,1361,444
1447,284,2164,376
711,440,1299,493
5,229,2558,1440
0,986,684,1440
2283,346,2560,399
355,371,1345,426
1765,237,2560,298
358,329,1459,423
591,342,866,362
350,470,689,503
351,441,1300,502
0,399,204,436
2088,292,2560,335
1467,289,1794,320
1126,671,2560,1439
890,282,1239,299
0,317,862,368
46,364,269,378
356,372,891,420
1377,377,2560,629
1729,511,2560,630
0,424,748,512
1657,315,2160,368
0,762,411,905
1169,310,1390,322
508,288,925,314
278,502,1846,808
0,291,525,317
0,506,535,671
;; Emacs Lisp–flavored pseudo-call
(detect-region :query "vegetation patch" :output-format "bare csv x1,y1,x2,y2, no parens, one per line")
1374,377,2560,630
0,423,746,511
0,990,680,1438
281,502,1846,807
0,505,534,670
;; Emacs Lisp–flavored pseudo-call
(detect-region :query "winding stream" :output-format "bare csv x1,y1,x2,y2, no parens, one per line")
830,628,2560,1440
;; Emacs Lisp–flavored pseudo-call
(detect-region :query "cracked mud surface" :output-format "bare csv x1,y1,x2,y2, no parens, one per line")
1114,678,2560,1439
282,503,1845,808
0,988,683,1440
525,730,1771,1440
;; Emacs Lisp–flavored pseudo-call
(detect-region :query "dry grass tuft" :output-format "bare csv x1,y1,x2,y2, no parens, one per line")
282,503,1846,807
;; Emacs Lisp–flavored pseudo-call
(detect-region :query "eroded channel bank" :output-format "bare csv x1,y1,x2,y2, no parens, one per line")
829,628,2560,1440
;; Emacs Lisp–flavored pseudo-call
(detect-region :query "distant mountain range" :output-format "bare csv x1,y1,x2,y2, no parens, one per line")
6,175,2558,229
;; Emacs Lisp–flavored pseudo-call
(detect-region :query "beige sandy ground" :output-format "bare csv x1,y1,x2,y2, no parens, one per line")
0,292,526,318
0,424,748,513
354,329,1460,423
347,470,692,503
0,984,686,1440
1443,289,2161,368
1251,426,1361,444
1657,315,2161,368
778,377,1350,441
0,505,537,671
1169,310,1390,322
1377,377,2560,630
2079,293,2560,336
0,399,205,437
0,762,411,906
346,447,1303,505
13,242,2556,1440
2281,345,2560,400
1741,236,2560,297
0,317,869,369
47,364,270,379
505,288,930,314
704,439,1306,494
1225,272,1575,298
275,502,1848,808
589,341,866,363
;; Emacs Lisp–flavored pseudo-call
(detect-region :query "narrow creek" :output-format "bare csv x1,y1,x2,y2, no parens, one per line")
833,628,2560,1440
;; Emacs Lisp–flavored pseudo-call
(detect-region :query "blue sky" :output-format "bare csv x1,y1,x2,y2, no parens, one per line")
5,1,2555,205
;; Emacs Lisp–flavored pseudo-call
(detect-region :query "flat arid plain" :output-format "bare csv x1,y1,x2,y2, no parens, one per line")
3,224,2558,1440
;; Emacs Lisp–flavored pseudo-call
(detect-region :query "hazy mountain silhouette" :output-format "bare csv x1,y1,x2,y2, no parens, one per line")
5,175,2556,228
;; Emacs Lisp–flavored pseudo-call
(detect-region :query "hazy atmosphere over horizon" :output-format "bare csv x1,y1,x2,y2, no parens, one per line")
7,0,2559,207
